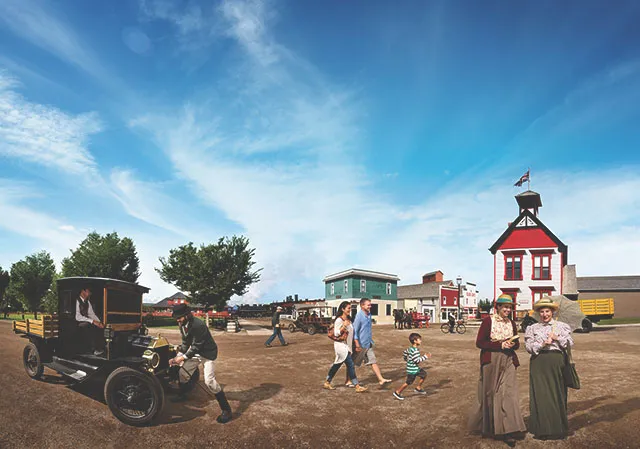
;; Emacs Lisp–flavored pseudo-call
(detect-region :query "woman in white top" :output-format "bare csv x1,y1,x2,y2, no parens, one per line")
525,298,574,440
323,301,367,393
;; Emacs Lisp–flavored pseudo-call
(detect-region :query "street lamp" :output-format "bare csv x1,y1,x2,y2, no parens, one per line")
456,275,462,320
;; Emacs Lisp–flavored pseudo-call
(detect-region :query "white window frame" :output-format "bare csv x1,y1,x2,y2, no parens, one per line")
330,283,334,295
344,280,348,293
360,279,366,293
386,282,391,295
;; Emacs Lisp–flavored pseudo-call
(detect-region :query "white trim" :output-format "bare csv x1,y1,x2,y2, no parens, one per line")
323,268,400,282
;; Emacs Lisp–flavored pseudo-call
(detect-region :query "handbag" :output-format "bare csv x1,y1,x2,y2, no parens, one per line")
561,346,580,390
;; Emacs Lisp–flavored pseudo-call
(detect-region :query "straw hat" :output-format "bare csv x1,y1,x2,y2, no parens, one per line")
533,297,559,311
496,294,514,305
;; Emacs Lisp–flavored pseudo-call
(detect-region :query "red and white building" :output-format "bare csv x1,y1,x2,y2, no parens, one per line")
489,191,568,315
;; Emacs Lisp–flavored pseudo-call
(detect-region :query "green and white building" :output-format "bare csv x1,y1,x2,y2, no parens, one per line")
323,268,399,324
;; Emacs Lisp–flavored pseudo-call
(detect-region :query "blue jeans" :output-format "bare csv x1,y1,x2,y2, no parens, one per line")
326,353,358,385
265,327,286,345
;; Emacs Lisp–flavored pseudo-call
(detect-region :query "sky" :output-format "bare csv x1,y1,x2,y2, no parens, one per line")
1,0,639,304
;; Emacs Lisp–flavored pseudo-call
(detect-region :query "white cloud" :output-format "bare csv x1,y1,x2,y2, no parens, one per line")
0,71,102,174
0,0,110,84
371,168,640,300
132,1,640,305
109,168,202,236
0,180,84,266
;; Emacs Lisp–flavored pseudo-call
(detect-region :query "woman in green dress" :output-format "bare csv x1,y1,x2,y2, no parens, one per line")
525,298,574,440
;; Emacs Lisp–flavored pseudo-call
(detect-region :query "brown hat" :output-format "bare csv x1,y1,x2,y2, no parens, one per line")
172,303,191,319
533,297,559,312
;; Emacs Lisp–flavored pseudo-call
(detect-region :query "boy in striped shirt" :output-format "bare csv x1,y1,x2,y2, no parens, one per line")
393,333,431,401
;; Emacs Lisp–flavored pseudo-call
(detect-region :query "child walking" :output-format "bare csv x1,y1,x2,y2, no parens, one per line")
393,332,431,401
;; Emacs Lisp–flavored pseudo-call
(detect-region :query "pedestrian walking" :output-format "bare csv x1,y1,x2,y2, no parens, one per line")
265,306,288,347
352,298,392,386
323,301,367,393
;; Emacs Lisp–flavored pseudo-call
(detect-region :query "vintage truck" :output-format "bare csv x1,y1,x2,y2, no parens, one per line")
12,277,199,426
578,298,614,331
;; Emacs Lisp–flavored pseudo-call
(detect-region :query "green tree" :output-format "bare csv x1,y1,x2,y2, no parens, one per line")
0,266,10,318
42,271,60,314
157,236,261,310
9,251,56,319
62,232,140,282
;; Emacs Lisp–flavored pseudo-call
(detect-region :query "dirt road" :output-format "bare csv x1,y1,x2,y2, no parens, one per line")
1,320,639,448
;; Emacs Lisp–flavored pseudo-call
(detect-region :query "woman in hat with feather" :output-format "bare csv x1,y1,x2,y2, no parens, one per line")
468,294,526,446
525,297,574,440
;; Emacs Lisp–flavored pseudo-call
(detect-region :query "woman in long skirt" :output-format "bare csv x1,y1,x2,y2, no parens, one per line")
468,294,526,446
323,301,367,393
525,297,574,440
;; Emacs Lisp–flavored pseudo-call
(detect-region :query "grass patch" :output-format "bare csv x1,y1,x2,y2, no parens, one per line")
0,314,37,321
598,317,640,325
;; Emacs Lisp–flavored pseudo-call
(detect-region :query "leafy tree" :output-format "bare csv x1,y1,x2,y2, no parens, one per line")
62,232,140,282
0,266,10,318
478,298,493,312
157,236,261,311
42,272,60,314
9,251,56,319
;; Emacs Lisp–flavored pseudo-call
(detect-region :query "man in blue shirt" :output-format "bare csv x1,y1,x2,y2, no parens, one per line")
353,298,392,386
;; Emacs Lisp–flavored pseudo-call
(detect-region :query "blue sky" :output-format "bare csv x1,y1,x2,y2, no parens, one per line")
1,0,639,303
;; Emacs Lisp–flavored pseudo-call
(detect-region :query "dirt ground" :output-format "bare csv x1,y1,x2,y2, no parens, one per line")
1,320,639,449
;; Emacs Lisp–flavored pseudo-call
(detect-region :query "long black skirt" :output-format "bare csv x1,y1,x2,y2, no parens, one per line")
529,351,569,439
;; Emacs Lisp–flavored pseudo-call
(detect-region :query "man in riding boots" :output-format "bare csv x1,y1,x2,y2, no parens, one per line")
169,303,233,424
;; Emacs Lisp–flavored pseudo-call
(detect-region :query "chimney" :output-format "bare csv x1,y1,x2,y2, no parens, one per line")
422,270,444,284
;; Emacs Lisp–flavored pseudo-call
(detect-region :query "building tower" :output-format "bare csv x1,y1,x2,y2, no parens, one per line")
489,191,568,317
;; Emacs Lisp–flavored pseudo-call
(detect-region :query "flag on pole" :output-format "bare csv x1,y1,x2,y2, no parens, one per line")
514,170,530,187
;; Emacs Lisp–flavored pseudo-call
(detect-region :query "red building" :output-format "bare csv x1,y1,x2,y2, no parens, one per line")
440,286,459,319
489,190,568,316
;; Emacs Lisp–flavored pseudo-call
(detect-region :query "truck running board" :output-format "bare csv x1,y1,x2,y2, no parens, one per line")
46,356,99,382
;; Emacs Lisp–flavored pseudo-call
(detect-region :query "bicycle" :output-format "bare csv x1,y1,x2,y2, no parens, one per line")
440,320,466,335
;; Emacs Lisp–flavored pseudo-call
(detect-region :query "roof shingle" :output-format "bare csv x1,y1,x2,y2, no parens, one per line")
577,276,640,292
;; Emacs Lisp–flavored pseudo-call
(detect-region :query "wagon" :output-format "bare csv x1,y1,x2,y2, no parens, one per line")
12,277,199,426
289,305,333,335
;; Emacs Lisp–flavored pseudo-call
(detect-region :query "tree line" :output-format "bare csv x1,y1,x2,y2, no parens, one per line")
0,232,261,318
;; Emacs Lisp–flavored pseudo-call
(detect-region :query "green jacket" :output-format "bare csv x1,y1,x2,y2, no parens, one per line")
178,316,218,360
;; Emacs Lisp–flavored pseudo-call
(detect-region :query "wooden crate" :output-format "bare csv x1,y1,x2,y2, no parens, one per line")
12,315,59,338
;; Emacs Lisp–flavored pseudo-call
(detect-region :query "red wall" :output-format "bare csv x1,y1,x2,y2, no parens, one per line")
499,228,557,250
440,287,459,307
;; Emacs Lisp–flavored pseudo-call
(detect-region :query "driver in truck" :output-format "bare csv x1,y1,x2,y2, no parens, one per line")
75,286,105,356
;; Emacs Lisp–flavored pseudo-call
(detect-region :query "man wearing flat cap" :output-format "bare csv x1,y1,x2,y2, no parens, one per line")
264,305,288,348
170,303,232,424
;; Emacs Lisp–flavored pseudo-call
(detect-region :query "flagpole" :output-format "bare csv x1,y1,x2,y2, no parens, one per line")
527,167,530,191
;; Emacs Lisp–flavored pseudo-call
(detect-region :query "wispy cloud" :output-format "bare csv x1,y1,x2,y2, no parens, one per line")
0,179,84,263
508,59,640,152
0,71,101,174
370,168,640,299
0,0,111,85
133,0,395,301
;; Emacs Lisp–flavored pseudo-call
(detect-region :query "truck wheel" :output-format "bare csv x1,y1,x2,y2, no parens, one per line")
288,324,296,333
307,325,317,335
582,318,593,333
23,343,44,379
104,367,164,427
